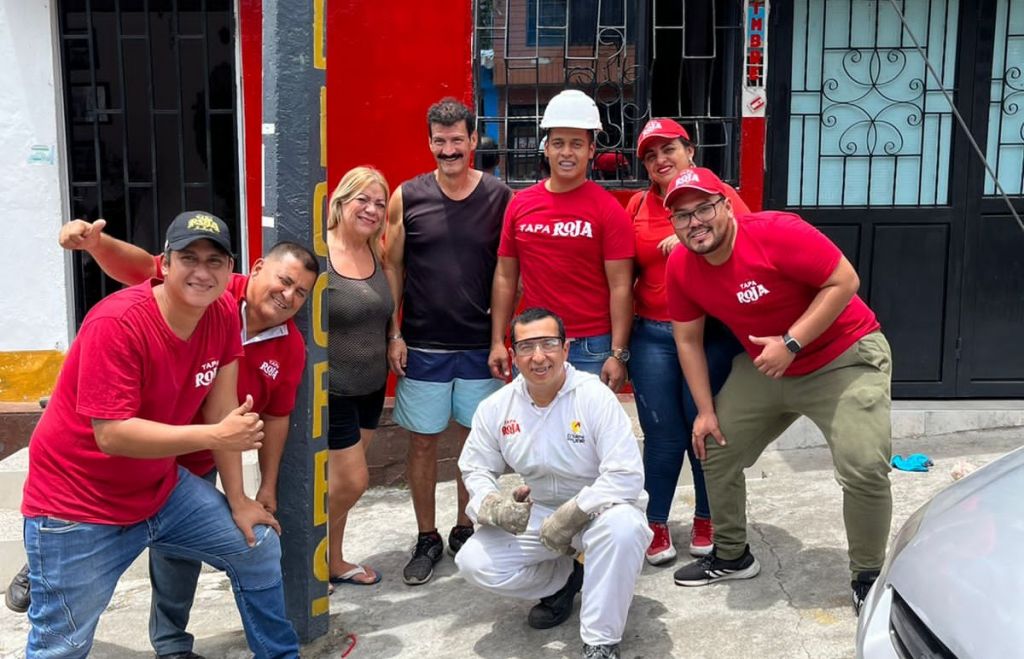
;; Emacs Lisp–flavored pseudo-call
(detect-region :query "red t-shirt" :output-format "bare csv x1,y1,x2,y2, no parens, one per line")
176,273,306,476
666,211,880,375
628,183,750,321
22,281,243,525
498,180,635,337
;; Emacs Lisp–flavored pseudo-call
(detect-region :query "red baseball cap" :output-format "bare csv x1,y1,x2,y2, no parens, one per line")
636,118,691,158
663,167,730,208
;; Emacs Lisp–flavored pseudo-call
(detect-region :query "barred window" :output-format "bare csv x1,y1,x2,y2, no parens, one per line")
475,0,745,188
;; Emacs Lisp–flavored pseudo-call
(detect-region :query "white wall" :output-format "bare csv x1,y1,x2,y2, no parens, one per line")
0,1,69,352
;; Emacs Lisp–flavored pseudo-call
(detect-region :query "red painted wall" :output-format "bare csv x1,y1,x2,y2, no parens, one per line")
238,0,262,266
325,1,474,192
738,117,766,211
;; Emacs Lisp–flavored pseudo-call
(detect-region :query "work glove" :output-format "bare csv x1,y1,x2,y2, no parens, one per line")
539,499,591,555
477,486,532,535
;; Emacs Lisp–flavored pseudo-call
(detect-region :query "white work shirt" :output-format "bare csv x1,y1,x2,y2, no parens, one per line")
460,364,648,519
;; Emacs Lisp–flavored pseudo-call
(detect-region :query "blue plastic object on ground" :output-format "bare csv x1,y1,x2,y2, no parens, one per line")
891,453,934,472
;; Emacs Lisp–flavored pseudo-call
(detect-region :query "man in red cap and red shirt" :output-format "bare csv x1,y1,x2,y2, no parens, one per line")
662,167,893,615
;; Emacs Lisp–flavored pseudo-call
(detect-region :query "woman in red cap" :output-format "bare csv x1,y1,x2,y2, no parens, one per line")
627,118,749,565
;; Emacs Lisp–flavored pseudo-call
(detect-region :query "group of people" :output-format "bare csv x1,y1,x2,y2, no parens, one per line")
12,88,894,659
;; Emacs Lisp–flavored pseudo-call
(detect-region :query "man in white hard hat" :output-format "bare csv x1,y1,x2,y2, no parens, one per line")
488,89,634,391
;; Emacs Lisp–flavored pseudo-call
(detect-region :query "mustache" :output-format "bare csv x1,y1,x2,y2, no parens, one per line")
437,153,463,162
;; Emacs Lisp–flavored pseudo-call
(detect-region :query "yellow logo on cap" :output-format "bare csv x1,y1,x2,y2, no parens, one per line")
187,214,220,234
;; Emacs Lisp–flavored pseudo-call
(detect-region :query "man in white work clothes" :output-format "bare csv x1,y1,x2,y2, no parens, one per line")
456,307,651,659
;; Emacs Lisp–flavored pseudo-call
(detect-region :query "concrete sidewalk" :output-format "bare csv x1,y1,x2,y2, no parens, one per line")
1,428,1020,658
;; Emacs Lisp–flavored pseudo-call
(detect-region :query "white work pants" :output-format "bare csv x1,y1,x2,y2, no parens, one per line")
456,502,652,645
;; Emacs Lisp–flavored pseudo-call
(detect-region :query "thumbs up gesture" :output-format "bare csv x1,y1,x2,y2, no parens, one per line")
214,395,264,451
59,218,107,252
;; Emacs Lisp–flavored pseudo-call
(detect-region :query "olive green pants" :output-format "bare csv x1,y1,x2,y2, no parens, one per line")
703,332,893,577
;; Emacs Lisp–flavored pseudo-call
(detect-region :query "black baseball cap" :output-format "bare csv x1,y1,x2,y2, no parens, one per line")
164,211,233,255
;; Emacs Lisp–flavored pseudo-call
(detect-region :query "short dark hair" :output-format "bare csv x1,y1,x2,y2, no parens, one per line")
427,97,476,137
510,307,566,344
266,241,320,277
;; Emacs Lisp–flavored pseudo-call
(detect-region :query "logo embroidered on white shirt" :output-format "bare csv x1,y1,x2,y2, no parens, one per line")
566,420,585,444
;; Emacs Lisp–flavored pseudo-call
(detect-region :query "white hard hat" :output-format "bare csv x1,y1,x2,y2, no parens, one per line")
540,90,603,131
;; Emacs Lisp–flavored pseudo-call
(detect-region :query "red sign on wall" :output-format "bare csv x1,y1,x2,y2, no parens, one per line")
743,0,768,117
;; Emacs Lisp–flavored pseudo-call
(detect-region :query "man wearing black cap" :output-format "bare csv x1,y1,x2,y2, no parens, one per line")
20,212,300,657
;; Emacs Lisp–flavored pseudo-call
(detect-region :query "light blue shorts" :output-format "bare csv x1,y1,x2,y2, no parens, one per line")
393,348,504,434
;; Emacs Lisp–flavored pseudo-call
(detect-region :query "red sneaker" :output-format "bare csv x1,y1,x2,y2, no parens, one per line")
689,517,714,557
646,522,677,565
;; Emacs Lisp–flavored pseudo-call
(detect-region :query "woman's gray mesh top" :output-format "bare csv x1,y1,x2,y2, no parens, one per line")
327,253,394,396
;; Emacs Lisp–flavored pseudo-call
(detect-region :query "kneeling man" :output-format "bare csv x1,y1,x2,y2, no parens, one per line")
456,307,651,659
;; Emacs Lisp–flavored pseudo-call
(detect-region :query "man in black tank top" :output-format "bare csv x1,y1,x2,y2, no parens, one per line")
382,98,513,586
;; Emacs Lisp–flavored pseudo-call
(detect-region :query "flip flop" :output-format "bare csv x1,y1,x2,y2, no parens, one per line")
329,565,381,586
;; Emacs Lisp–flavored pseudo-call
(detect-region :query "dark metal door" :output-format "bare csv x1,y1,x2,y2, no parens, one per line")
766,0,1024,398
954,0,1024,396
57,0,241,324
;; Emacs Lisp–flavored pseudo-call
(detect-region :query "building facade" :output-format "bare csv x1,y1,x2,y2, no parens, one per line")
2,0,1022,401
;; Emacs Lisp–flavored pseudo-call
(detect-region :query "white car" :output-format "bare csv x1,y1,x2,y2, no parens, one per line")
856,445,1024,657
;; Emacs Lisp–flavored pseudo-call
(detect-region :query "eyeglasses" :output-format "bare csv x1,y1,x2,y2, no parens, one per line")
512,336,565,355
670,196,725,228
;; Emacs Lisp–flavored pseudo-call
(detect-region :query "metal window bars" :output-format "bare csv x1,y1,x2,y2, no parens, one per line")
58,0,240,324
474,0,745,188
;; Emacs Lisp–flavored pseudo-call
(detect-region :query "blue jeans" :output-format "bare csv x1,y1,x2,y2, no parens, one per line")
629,317,743,524
24,467,298,659
149,468,218,655
568,333,612,376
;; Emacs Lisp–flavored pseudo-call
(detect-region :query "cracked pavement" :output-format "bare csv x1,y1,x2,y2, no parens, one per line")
1,429,1019,658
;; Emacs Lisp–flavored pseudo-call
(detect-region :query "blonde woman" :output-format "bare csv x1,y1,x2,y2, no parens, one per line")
325,166,393,586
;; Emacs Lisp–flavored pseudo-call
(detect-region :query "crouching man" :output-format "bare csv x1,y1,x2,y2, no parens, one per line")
455,307,651,659
20,212,299,658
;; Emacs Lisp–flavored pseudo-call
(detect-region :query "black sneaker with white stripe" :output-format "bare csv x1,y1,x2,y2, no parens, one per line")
673,544,760,586
851,570,879,615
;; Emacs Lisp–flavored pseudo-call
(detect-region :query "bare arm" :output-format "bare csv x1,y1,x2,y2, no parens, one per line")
60,219,157,285
382,187,407,375
788,256,860,345
600,258,634,391
488,256,520,378
92,362,262,457
672,317,725,460
203,361,250,505
749,256,861,378
254,414,289,514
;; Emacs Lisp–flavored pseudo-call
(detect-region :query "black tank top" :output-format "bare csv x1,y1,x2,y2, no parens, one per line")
400,172,512,349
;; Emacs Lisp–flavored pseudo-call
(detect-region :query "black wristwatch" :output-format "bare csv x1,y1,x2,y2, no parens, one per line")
612,347,631,363
783,333,802,354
